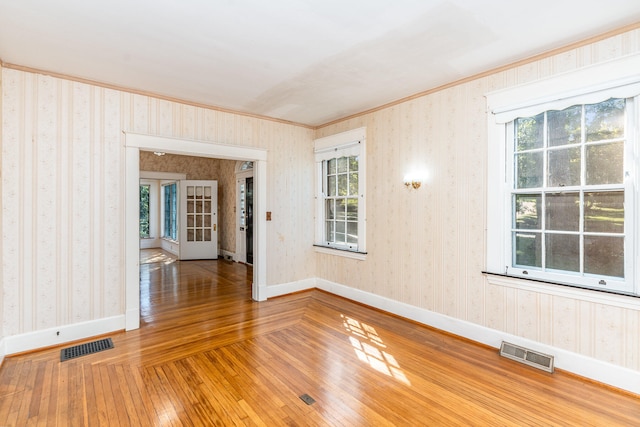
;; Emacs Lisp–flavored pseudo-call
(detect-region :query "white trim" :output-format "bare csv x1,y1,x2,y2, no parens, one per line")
486,275,640,311
487,54,640,123
253,159,268,300
0,338,5,366
3,315,125,356
314,127,366,152
128,133,267,162
124,132,269,327
266,278,316,298
313,245,367,260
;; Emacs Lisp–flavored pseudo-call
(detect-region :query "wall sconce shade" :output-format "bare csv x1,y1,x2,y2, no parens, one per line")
403,173,423,190
404,180,421,189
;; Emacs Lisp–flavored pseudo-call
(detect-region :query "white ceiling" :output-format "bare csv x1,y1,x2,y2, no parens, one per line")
1,1,640,127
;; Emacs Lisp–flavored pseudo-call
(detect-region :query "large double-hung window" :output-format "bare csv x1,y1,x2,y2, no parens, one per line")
486,55,640,296
314,127,366,257
511,98,629,288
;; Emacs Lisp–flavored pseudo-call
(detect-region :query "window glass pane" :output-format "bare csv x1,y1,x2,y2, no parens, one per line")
328,159,336,174
584,191,624,233
586,98,625,142
325,221,334,242
325,199,335,220
347,222,358,244
346,198,358,221
139,185,150,238
514,194,541,229
546,233,579,272
327,175,336,196
514,232,541,267
349,156,359,173
515,152,543,188
546,192,579,231
515,114,544,151
336,199,347,220
586,142,623,185
349,172,358,196
548,147,581,187
335,221,346,243
338,173,348,196
584,235,624,277
337,157,348,173
548,105,581,147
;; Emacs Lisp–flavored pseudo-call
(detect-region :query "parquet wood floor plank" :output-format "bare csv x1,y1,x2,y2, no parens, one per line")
0,249,639,426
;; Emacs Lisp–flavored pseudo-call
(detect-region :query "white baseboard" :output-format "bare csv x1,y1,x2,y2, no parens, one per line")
268,277,640,395
220,250,235,261
266,278,316,298
3,315,126,356
126,309,141,331
0,337,5,366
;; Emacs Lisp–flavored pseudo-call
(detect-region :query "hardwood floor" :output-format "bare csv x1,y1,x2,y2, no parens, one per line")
1,249,639,426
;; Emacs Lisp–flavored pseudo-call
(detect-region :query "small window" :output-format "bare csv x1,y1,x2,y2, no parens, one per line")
139,184,150,238
315,128,366,255
324,155,359,248
239,161,253,171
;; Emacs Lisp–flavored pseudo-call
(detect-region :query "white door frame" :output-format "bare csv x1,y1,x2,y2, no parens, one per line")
124,132,268,331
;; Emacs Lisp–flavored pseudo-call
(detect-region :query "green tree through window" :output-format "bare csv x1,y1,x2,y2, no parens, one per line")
140,184,150,238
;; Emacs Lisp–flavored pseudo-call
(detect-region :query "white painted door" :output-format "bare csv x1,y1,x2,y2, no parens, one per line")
179,180,218,260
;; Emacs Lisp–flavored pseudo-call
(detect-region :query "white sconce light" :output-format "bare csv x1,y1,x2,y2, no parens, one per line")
153,151,166,156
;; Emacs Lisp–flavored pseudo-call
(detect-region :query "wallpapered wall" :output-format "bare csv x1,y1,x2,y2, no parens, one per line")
316,28,640,372
139,151,238,254
1,70,315,337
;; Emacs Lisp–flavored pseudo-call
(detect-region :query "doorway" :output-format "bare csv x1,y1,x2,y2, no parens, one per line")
246,177,254,265
236,161,254,265
125,133,268,331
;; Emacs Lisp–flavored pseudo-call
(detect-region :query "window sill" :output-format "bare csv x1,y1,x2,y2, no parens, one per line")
482,271,640,311
314,245,367,261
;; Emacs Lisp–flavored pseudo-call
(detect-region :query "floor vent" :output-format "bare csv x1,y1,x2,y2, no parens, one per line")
60,338,114,362
299,394,316,405
500,341,554,373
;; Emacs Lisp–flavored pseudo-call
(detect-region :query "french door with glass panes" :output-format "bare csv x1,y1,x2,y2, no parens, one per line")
179,180,218,260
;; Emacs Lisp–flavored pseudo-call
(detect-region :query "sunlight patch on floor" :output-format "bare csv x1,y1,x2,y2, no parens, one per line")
342,314,411,386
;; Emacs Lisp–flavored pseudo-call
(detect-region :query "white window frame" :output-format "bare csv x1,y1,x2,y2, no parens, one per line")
314,127,367,260
486,54,640,296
